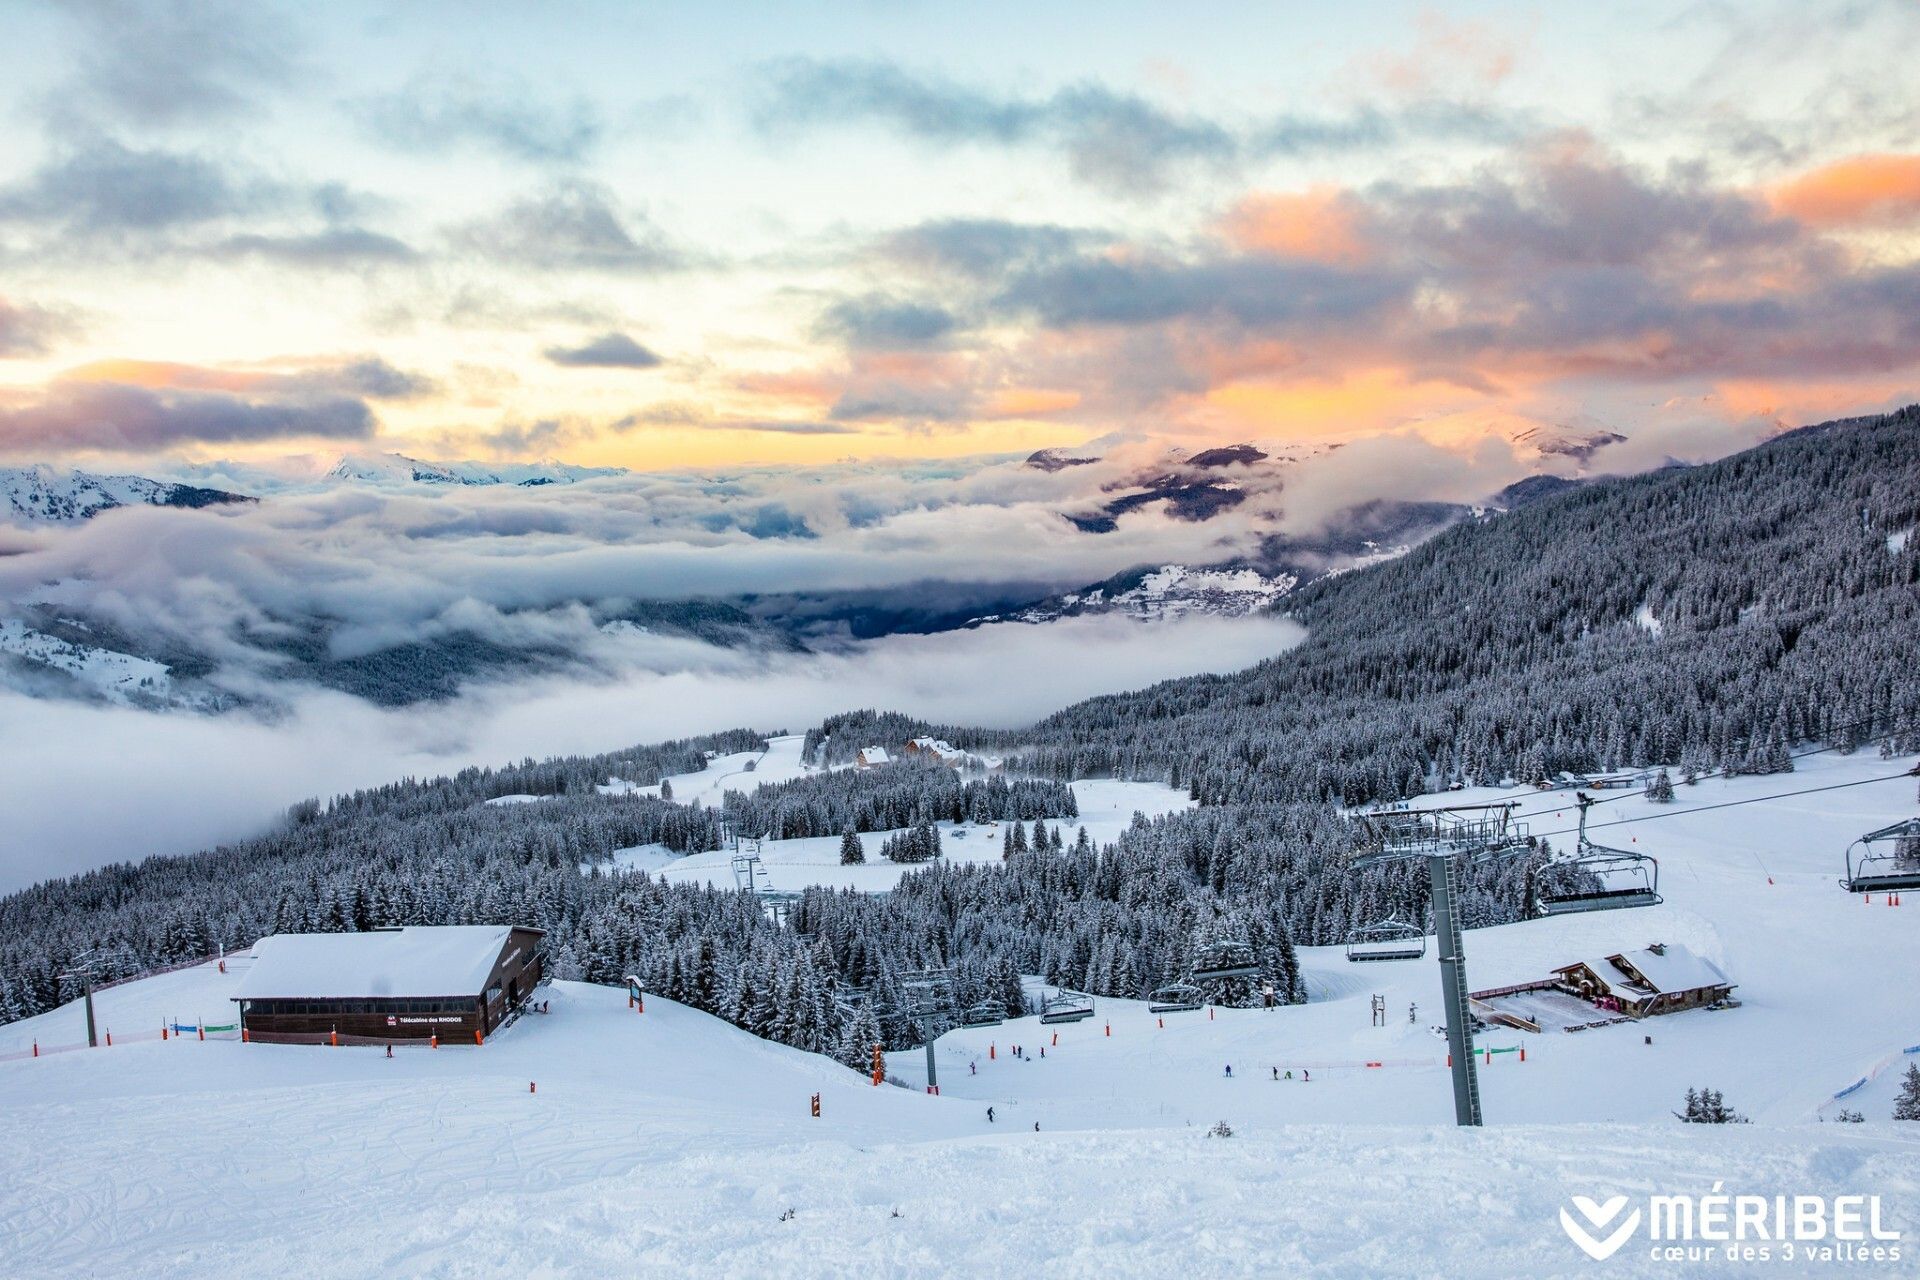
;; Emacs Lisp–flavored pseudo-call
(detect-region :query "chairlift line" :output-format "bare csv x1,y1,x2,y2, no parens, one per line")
1520,771,1916,841
1497,716,1920,824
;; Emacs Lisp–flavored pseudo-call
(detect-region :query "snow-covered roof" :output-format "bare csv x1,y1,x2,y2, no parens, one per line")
859,746,890,763
1554,943,1731,999
1615,944,1730,994
234,926,528,1000
1554,957,1649,1002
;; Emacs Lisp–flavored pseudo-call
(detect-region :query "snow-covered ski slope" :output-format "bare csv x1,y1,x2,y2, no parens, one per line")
3,753,1919,1277
588,732,1196,893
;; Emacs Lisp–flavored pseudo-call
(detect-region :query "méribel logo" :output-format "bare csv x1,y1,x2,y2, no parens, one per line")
1561,1195,1644,1261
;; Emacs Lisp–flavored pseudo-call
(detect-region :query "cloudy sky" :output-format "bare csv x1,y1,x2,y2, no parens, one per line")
2,0,1918,472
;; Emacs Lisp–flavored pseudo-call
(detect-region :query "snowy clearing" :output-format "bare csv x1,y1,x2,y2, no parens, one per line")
650,776,1193,894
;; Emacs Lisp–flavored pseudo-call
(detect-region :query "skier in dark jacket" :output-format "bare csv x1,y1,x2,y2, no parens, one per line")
986,1106,995,1123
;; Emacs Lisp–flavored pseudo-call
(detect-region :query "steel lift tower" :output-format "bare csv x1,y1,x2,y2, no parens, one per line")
1353,802,1530,1126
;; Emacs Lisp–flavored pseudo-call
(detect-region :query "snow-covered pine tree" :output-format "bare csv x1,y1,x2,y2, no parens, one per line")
839,830,865,865
1894,1062,1920,1121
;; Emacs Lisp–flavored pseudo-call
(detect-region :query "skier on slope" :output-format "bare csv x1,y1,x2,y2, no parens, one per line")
1224,1064,1233,1078
986,1106,995,1123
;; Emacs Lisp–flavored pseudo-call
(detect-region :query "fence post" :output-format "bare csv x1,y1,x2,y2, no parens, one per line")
199,1024,205,1042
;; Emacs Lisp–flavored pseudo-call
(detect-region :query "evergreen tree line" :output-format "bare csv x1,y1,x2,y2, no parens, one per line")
722,758,1075,839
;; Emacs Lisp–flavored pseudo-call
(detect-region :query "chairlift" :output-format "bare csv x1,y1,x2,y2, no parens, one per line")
961,1001,1005,1027
1148,982,1204,1013
1039,988,1094,1024
1531,794,1662,916
1189,939,1260,982
1344,918,1428,963
1840,817,1920,893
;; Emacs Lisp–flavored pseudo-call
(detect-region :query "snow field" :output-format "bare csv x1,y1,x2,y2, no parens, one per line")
4,752,1920,1275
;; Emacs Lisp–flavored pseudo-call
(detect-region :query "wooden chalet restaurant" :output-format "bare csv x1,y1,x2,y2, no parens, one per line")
231,925,544,1044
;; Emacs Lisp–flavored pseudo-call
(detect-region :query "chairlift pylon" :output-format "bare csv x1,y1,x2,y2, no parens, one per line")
1840,817,1920,893
1530,793,1662,916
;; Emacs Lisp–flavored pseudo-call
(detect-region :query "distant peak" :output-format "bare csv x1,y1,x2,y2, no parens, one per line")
1026,447,1099,473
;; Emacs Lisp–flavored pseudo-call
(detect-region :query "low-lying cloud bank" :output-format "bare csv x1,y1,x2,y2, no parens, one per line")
0,611,1303,892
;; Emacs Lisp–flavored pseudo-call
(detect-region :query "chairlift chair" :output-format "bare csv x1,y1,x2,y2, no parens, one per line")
961,1001,1005,1028
1189,939,1261,982
1148,982,1204,1013
1344,918,1428,962
1039,988,1094,1024
1840,818,1920,894
1531,794,1662,917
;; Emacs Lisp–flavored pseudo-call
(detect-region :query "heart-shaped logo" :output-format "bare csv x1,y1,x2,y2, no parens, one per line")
1560,1195,1642,1261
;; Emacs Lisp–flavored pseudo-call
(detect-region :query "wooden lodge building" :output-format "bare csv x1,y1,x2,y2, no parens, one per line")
1550,942,1735,1018
232,925,543,1043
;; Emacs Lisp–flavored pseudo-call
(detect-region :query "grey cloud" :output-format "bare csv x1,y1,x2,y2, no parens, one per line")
816,294,958,350
0,139,258,232
56,0,298,127
0,382,374,451
321,358,436,400
454,182,685,273
830,385,970,424
756,59,1531,196
0,297,72,358
757,59,1236,195
883,218,1100,278
545,332,665,369
212,227,419,266
356,74,603,164
993,256,1413,331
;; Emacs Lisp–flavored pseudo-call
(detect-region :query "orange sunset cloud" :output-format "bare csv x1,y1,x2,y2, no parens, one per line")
1218,188,1373,265
1769,154,1920,227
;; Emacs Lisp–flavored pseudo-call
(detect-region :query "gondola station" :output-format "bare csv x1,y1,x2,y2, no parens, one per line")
231,925,544,1044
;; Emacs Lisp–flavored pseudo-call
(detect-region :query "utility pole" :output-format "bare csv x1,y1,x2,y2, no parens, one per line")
1354,803,1528,1127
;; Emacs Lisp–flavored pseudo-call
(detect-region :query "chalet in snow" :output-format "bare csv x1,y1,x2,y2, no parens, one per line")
231,925,543,1044
855,745,891,768
1550,943,1735,1017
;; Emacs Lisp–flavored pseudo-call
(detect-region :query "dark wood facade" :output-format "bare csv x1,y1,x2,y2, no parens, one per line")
235,926,544,1043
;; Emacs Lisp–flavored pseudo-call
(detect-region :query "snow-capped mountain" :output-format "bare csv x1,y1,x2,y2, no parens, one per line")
1509,423,1626,465
975,563,1298,624
323,452,627,488
1,465,255,526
